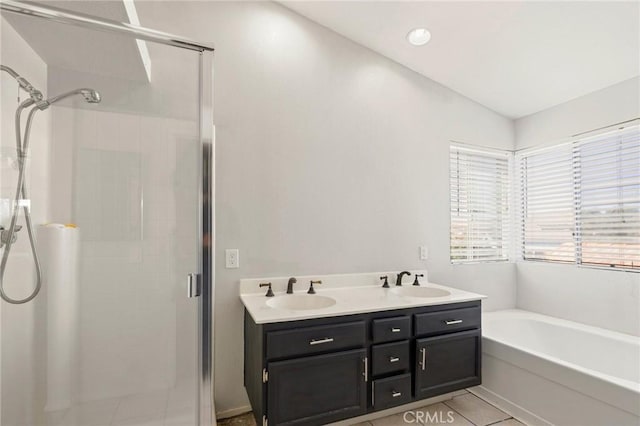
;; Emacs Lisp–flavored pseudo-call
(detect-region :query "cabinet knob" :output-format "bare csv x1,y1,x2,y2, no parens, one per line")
389,356,400,363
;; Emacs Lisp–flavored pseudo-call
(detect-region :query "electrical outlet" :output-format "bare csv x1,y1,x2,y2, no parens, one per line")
419,246,429,260
225,249,239,268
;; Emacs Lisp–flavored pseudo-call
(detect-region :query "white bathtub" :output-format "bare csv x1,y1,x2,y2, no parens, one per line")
471,310,640,426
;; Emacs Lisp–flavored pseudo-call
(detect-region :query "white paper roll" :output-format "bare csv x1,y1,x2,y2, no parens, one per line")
37,224,80,412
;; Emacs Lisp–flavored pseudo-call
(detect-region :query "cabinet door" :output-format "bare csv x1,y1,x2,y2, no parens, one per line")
267,348,367,426
414,330,481,399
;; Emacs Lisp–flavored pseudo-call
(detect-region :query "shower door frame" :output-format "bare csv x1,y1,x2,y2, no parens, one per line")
0,2,215,425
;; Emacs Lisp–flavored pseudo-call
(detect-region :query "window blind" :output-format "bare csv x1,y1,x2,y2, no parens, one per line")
450,144,510,263
517,143,576,263
517,123,639,270
575,125,639,269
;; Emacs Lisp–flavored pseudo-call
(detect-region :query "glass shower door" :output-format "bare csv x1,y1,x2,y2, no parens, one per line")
1,5,209,425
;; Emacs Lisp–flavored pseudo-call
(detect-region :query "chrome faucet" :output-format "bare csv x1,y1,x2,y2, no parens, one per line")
286,277,297,294
396,271,411,286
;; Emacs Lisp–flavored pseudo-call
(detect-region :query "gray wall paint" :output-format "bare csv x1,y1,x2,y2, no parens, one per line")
136,1,515,414
516,77,640,150
515,77,640,337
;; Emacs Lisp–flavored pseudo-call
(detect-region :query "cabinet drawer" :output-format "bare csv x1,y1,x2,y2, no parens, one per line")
266,321,366,359
414,306,480,336
371,340,410,376
372,373,412,410
372,316,411,343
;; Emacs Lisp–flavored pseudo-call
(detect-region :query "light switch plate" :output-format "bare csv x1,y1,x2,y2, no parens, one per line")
419,246,428,260
225,249,239,268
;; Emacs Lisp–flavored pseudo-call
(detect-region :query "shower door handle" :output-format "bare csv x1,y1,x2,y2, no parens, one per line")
187,273,201,298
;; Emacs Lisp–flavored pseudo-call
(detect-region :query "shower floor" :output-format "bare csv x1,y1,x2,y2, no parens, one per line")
43,386,196,426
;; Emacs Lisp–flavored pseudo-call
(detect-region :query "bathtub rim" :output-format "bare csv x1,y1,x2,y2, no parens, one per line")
482,309,640,417
484,308,639,345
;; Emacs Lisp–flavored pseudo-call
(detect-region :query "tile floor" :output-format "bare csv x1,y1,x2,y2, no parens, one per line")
44,388,520,426
43,386,197,426
218,391,524,426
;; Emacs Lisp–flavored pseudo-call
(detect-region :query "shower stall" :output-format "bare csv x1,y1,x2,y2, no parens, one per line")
0,1,214,425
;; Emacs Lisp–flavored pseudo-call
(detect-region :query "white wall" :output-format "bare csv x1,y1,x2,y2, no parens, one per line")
515,77,640,337
136,1,515,416
516,77,640,149
1,16,50,426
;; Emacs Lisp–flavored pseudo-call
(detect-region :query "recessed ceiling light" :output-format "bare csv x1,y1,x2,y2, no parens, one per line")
406,28,431,46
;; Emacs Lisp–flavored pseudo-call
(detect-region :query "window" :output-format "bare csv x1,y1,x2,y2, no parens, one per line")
516,143,576,263
575,125,639,269
450,144,511,263
517,123,640,270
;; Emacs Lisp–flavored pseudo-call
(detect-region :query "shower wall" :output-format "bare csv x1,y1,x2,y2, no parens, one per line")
48,106,199,402
0,16,51,426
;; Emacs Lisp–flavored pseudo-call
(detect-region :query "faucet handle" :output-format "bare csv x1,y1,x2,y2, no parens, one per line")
308,280,322,294
413,274,424,286
259,282,274,297
380,276,390,288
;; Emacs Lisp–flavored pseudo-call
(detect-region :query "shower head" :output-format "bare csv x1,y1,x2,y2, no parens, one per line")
39,88,101,110
80,89,101,104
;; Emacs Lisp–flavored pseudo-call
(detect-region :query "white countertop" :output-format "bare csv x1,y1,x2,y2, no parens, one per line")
240,271,486,324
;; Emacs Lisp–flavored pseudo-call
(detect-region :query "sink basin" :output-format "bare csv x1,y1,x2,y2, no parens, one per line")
391,286,451,298
267,295,337,311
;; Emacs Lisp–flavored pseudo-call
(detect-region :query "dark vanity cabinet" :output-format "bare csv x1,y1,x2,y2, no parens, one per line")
262,321,368,425
415,330,481,399
414,305,481,399
267,349,367,425
245,300,481,426
369,316,412,411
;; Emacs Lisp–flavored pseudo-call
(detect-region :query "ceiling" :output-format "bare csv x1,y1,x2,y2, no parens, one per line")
281,1,640,119
4,1,148,83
